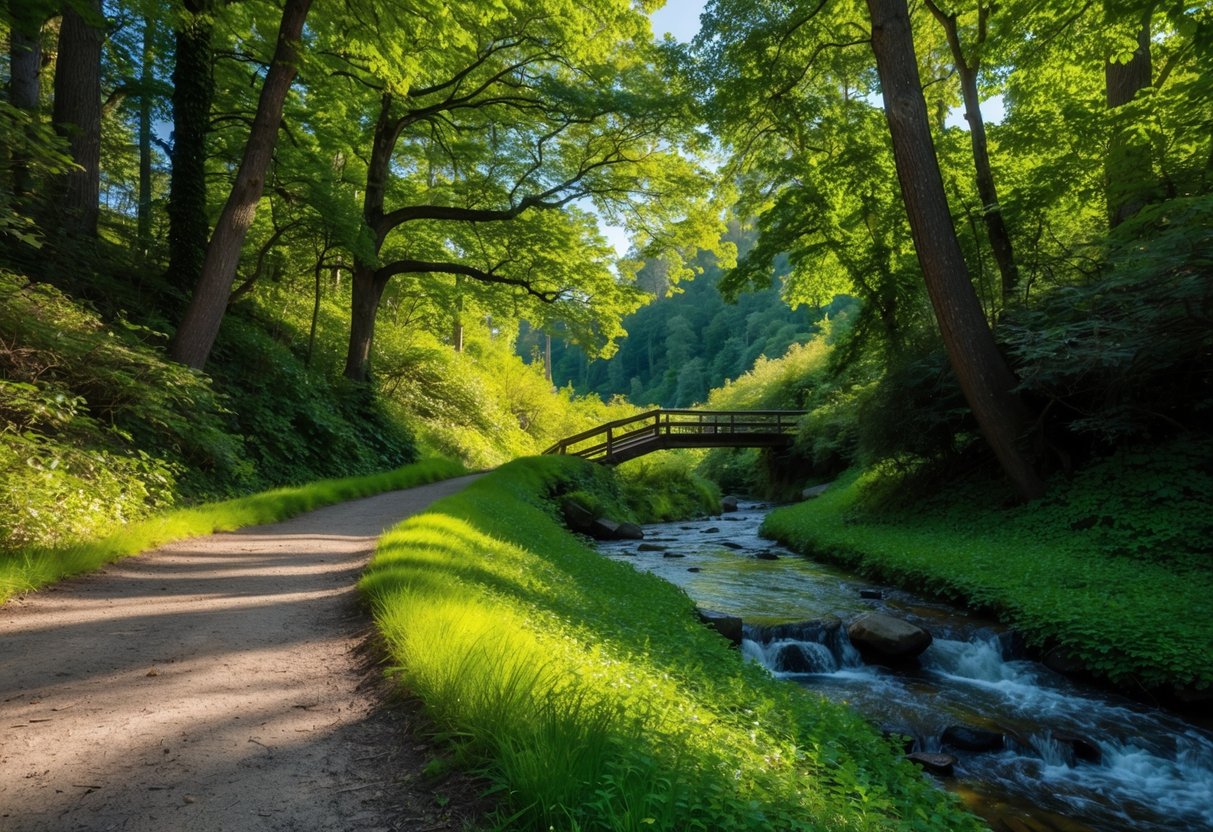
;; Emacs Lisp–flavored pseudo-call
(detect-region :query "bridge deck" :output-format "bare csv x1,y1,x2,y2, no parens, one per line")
542,409,806,464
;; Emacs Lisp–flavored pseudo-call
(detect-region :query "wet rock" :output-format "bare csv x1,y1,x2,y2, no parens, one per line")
859,588,884,600
996,629,1029,660
906,752,955,777
754,550,779,560
697,609,742,645
801,482,832,500
722,515,743,521
662,552,686,558
719,541,745,550
703,526,720,533
1052,731,1101,765
588,518,645,541
686,567,701,573
616,522,644,540
637,543,667,552
846,613,932,665
561,498,596,533
1043,646,1088,677
747,616,842,645
588,517,620,539
942,725,1004,752
773,643,833,673
721,495,739,512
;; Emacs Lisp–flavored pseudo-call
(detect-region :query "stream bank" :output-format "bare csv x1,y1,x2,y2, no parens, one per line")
594,500,1213,832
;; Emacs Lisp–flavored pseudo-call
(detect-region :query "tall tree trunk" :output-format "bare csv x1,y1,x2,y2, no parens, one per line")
168,0,215,291
1105,18,1156,227
8,22,43,200
924,0,1018,305
137,15,156,251
344,265,388,380
343,94,396,381
51,0,103,239
171,0,312,369
866,0,1046,501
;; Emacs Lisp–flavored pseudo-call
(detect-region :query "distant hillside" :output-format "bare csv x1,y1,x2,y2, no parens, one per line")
519,228,854,407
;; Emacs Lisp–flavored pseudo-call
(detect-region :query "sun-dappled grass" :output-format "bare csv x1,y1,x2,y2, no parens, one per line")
762,446,1213,694
361,456,983,831
0,457,466,604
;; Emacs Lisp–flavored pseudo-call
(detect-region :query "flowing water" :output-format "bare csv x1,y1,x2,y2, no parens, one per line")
594,502,1213,832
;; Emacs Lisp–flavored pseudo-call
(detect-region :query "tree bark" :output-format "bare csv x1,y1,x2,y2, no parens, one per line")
343,94,395,381
924,0,1018,305
1105,18,1156,227
51,0,103,239
137,15,156,251
344,265,388,380
866,0,1046,501
8,21,43,200
168,0,215,291
171,0,312,369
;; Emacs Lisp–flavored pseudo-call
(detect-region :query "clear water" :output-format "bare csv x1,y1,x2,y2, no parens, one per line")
595,503,1213,832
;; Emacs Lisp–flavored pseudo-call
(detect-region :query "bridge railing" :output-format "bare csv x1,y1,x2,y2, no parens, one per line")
542,409,806,462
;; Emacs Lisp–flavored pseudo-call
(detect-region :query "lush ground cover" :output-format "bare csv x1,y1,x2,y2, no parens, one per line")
361,456,982,832
762,443,1213,697
0,457,465,604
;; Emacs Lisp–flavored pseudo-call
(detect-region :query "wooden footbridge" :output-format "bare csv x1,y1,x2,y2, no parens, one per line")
542,409,806,465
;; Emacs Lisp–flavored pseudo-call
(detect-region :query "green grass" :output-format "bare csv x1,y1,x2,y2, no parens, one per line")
0,457,466,603
361,456,982,832
761,448,1213,694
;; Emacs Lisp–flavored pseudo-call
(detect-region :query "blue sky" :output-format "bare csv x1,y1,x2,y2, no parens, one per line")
650,0,708,42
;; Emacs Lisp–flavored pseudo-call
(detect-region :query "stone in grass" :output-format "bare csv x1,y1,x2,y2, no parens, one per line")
662,552,686,558
637,543,667,552
588,518,644,541
697,608,742,645
846,613,932,665
906,752,956,777
754,551,779,560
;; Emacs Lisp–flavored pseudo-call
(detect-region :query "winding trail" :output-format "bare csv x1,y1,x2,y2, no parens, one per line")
0,474,483,832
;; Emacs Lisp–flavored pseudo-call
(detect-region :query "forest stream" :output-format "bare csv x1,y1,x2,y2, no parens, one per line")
594,502,1213,832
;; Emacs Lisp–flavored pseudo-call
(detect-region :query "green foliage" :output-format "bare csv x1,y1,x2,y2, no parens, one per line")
762,445,1213,692
361,457,982,831
1003,195,1213,445
0,457,465,603
616,454,722,522
528,225,832,408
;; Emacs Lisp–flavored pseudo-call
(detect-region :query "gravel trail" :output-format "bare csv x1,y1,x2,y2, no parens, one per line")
0,474,484,832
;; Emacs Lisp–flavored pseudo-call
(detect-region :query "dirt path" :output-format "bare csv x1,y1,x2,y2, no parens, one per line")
0,474,484,832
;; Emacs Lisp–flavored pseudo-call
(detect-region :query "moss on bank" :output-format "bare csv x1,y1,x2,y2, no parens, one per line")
361,456,982,831
761,445,1213,697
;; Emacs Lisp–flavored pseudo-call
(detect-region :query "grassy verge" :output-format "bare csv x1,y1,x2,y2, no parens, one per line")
0,457,466,603
762,452,1213,696
361,456,981,832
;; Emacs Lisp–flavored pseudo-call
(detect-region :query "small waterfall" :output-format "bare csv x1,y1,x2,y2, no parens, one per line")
741,618,863,675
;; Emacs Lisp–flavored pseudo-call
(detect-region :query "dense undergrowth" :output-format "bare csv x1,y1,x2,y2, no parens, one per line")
0,457,465,603
762,443,1213,697
361,456,982,832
